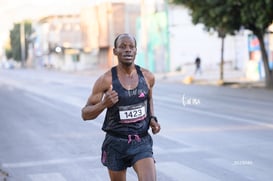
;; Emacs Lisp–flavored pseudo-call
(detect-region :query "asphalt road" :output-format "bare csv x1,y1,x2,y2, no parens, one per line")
0,68,273,181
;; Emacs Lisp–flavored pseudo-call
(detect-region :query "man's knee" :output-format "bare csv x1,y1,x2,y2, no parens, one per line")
133,158,156,181
108,169,127,181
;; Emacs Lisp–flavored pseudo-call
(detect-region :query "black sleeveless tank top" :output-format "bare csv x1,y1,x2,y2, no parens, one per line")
102,65,150,135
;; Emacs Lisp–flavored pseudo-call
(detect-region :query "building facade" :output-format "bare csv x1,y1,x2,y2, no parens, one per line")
27,1,273,78
28,2,141,71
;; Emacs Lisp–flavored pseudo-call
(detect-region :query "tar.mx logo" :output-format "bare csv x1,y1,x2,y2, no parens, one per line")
181,94,201,106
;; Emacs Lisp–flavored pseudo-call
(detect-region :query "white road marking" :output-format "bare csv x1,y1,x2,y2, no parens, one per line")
154,96,273,128
88,168,110,181
29,172,66,181
88,168,138,181
154,145,201,155
24,92,103,128
157,162,219,181
2,156,100,168
25,93,76,116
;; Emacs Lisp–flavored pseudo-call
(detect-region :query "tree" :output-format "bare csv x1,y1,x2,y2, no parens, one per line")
4,39,12,60
171,0,273,89
8,21,32,63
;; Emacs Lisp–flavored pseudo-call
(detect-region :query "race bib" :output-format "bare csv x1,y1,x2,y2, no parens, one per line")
119,101,147,123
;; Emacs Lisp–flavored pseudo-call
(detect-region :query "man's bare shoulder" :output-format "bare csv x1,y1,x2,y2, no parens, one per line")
140,67,154,79
94,69,112,92
139,66,155,87
102,69,112,81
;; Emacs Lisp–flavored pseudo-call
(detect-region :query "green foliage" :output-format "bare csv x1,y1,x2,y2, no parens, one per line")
8,21,32,61
171,0,273,36
9,24,21,61
171,0,273,88
5,48,12,60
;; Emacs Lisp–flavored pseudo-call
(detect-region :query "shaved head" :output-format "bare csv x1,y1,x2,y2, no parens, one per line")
114,33,136,48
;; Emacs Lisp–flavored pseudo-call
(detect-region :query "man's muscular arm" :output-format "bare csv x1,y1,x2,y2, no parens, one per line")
81,72,118,121
142,68,161,134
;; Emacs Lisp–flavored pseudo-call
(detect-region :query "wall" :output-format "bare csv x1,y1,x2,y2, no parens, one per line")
168,5,249,73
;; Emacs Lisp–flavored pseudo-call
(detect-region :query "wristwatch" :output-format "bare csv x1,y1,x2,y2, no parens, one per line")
150,116,158,123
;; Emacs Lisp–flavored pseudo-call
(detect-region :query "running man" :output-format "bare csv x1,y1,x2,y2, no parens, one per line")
82,33,161,181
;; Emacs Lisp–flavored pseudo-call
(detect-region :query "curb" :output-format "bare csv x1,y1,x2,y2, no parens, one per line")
156,73,265,89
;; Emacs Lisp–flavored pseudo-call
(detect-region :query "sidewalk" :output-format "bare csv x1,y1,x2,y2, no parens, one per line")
154,68,265,88
67,66,265,88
